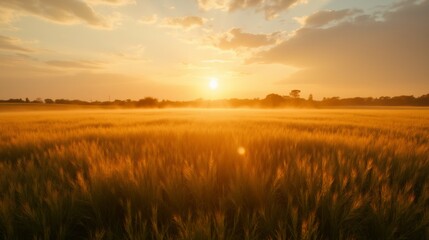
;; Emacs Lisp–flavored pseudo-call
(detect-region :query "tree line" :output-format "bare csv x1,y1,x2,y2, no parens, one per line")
1,91,429,108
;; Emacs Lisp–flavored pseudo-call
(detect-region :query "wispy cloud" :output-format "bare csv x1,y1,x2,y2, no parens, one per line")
0,0,124,29
139,14,158,25
196,0,304,19
88,0,136,5
304,9,362,28
0,35,34,52
106,45,149,62
210,28,283,51
46,60,104,69
162,16,207,29
0,8,17,24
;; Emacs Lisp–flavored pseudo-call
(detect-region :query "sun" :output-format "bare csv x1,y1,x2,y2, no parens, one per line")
209,78,219,90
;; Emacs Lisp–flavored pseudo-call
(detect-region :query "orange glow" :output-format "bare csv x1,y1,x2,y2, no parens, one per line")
237,146,246,155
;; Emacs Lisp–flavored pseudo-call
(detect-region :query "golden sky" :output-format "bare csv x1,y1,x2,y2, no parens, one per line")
0,0,428,101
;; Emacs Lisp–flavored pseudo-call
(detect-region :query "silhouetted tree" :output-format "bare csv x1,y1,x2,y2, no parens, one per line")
3,98,24,103
290,90,301,98
32,98,43,103
391,95,415,105
137,97,158,107
417,94,429,105
44,99,54,104
322,97,340,106
114,99,125,105
2,92,429,108
264,94,285,107
55,99,69,104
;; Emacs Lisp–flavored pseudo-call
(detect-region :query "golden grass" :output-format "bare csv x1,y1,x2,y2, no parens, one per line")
0,108,428,239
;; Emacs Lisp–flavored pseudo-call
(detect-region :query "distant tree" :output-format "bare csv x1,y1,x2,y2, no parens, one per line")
6,98,24,103
322,97,340,106
391,95,415,105
417,94,429,105
264,93,285,107
308,94,313,101
32,97,43,103
290,90,301,99
44,99,54,104
114,99,125,105
25,98,30,103
55,99,70,104
137,97,158,107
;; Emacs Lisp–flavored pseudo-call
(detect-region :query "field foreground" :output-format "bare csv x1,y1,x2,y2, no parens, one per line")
0,108,428,239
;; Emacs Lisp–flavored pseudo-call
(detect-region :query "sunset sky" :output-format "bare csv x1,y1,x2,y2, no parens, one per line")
0,0,428,101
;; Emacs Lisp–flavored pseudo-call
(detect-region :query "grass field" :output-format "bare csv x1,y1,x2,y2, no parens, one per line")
0,108,428,239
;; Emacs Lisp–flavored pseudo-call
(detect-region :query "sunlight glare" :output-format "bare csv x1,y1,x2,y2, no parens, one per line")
209,78,219,90
238,146,246,156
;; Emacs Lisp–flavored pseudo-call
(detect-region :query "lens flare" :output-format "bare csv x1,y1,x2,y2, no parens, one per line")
237,146,246,155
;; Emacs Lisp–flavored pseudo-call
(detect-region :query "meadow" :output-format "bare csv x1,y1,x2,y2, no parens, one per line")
0,108,428,239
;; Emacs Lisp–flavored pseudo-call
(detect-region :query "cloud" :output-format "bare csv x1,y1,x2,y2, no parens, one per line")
196,0,302,19
0,0,112,28
202,59,232,63
196,0,225,11
88,0,135,5
211,28,282,50
162,16,206,29
0,8,17,24
251,0,429,92
0,35,34,52
46,60,103,69
139,14,158,25
0,54,60,81
106,45,149,62
304,9,361,28
263,0,304,19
